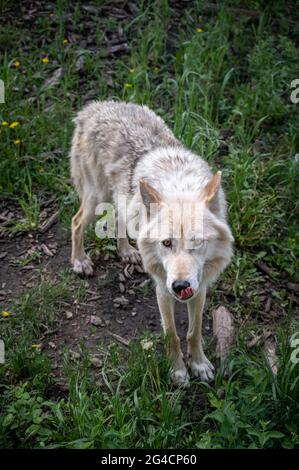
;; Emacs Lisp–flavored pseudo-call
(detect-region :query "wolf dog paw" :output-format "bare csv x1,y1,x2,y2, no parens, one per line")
72,256,94,276
171,367,190,388
119,245,142,265
189,357,215,382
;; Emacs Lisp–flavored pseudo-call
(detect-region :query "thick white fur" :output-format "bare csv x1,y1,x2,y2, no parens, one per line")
70,101,233,387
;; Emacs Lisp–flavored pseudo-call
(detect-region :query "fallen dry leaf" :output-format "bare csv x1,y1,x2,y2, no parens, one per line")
41,243,53,257
108,331,129,346
212,306,234,361
39,209,60,233
43,67,64,89
264,339,278,375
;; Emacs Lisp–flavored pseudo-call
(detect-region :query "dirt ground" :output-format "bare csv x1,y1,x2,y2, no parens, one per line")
1,193,298,388
0,201,217,382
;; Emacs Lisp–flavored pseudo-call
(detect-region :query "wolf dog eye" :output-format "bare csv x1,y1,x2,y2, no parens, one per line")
162,239,172,248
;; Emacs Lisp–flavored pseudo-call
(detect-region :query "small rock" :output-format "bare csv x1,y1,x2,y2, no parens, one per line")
90,315,104,327
70,350,80,360
119,282,125,293
48,341,56,349
141,339,154,351
217,387,225,399
119,273,126,282
26,282,35,289
90,356,102,368
65,311,73,319
113,296,129,306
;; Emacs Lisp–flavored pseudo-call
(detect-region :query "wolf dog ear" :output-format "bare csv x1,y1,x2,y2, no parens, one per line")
200,171,221,205
139,180,161,211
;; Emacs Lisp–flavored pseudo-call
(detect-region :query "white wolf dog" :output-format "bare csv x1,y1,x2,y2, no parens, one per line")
70,101,233,387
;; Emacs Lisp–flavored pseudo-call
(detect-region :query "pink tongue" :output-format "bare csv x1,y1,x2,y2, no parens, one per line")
180,287,193,300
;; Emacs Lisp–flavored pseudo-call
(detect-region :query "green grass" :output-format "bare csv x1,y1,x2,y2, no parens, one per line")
0,0,298,449
1,322,298,449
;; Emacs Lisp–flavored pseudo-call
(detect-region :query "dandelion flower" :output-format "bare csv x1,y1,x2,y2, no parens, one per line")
124,82,133,89
41,57,49,64
141,339,154,351
9,121,19,129
14,139,21,145
1,121,8,126
63,39,68,45
1,311,10,317
196,28,203,33
13,61,21,68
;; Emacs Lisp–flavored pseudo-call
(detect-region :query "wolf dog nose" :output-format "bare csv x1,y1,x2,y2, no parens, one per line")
172,280,190,294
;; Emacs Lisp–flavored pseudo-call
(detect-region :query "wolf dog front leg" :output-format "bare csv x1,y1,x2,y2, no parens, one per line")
116,199,142,265
187,288,214,382
156,285,189,387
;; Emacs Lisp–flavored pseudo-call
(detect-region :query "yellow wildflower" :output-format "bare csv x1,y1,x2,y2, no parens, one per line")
1,121,8,126
31,344,42,350
129,68,135,73
41,57,49,64
9,121,19,129
14,139,21,145
1,311,10,317
13,61,21,68
63,39,68,45
196,28,203,33
124,83,132,89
